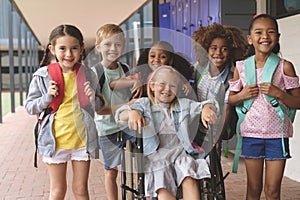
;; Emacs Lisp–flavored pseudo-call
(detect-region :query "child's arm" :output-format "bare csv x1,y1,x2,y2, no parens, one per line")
115,102,146,134
96,98,138,115
110,74,143,98
228,67,259,105
118,110,146,134
25,77,55,115
259,60,300,109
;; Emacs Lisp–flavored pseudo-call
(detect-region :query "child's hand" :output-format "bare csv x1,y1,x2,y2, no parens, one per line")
48,80,58,97
84,81,95,99
128,110,146,134
240,84,259,100
182,83,192,96
130,79,143,98
201,103,217,129
259,82,282,98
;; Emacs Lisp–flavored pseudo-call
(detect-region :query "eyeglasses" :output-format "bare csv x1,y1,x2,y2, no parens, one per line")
155,82,178,91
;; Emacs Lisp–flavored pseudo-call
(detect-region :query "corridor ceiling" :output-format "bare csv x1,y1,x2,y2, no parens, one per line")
13,0,148,51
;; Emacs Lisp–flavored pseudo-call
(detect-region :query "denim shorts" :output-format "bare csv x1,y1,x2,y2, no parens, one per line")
98,131,135,169
241,137,291,160
42,147,90,164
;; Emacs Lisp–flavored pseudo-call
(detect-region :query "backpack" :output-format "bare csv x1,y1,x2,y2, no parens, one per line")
232,53,296,173
93,62,129,91
192,62,237,146
33,62,92,167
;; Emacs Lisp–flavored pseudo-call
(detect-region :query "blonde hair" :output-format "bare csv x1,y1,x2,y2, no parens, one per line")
147,66,180,114
95,24,124,46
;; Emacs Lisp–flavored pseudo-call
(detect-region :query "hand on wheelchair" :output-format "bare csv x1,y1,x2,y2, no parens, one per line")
201,103,217,128
127,110,146,134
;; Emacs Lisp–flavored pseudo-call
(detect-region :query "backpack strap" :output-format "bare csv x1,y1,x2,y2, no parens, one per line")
47,62,90,111
233,53,283,173
34,62,90,168
47,63,64,113
120,62,129,74
195,62,209,89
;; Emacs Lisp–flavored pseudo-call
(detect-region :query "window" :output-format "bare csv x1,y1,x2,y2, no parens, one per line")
269,0,300,18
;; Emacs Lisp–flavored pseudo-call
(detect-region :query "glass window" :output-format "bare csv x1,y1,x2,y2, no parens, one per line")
269,0,300,18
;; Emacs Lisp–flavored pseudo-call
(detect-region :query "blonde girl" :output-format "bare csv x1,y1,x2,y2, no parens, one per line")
116,66,218,200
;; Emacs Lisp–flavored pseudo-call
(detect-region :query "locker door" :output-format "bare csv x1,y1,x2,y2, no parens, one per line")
190,0,200,34
175,0,184,52
208,0,220,24
159,2,171,42
199,0,209,26
190,0,200,62
159,2,171,29
170,0,177,48
183,0,192,59
183,0,191,36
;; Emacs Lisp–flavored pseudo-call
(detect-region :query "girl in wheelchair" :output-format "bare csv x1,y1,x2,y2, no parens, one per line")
115,66,218,200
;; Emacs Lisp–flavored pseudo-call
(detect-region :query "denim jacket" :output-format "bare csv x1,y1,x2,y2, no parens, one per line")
115,97,216,157
25,65,104,158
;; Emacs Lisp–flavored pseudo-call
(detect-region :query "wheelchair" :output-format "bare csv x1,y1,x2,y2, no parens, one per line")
121,135,146,200
196,124,229,200
121,125,228,200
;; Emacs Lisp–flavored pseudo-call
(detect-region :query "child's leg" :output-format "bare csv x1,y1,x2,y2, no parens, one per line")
181,176,200,200
157,188,176,200
264,159,286,199
47,163,68,200
71,160,90,200
244,158,264,200
104,168,119,200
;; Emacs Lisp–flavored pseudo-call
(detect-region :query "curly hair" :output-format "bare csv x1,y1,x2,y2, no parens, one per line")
192,23,247,64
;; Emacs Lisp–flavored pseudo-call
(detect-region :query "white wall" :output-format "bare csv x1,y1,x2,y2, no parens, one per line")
278,14,300,182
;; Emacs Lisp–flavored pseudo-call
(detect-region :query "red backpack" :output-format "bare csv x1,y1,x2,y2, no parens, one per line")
33,62,91,167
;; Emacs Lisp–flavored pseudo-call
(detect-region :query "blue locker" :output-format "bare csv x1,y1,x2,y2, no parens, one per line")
159,2,171,29
199,0,209,26
190,0,200,34
183,0,192,60
175,0,184,52
170,0,177,49
159,2,171,42
183,0,191,36
208,0,220,24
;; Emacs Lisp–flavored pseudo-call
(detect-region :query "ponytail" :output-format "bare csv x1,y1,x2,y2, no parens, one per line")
39,44,52,68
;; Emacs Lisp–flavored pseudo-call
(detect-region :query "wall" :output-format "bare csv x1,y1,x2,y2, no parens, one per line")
278,14,300,182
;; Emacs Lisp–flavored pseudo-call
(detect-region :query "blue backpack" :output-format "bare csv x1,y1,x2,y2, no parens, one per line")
232,53,296,173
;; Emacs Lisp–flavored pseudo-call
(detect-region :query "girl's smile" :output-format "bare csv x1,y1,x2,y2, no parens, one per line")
150,71,179,103
148,44,172,71
208,38,229,70
49,35,83,73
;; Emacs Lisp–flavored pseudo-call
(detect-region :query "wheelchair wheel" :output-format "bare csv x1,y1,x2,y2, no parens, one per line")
199,146,227,200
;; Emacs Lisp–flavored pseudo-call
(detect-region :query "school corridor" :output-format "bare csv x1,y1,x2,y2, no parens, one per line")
0,106,300,199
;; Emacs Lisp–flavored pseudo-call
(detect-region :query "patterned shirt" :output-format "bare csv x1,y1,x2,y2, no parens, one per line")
229,59,299,138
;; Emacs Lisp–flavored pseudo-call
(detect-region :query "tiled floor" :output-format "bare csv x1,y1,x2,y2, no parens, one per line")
0,106,299,199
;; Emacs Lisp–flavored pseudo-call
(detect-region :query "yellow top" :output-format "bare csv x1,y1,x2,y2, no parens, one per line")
53,72,86,149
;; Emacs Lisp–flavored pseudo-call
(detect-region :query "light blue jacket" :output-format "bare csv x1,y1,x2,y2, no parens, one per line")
25,65,104,158
115,97,216,157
